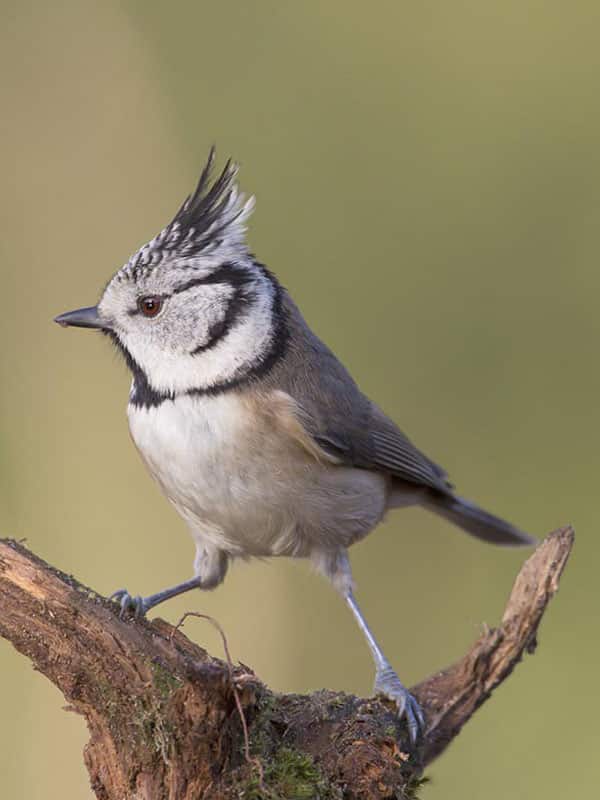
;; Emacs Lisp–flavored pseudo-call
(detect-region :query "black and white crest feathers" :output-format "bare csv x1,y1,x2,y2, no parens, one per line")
169,147,254,256
124,148,255,277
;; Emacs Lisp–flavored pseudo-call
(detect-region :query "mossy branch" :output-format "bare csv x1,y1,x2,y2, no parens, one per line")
0,527,573,799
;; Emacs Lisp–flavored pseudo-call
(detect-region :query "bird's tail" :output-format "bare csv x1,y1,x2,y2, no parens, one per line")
423,492,536,547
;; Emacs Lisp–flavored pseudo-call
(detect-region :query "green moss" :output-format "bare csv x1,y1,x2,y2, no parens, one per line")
128,661,181,757
239,746,339,800
83,657,183,769
247,691,280,757
129,694,175,764
404,774,430,799
150,659,182,698
228,691,339,798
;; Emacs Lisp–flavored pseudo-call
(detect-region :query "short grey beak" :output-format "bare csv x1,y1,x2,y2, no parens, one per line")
54,306,105,330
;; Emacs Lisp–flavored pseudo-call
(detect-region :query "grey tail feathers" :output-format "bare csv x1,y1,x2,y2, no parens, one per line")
423,492,536,547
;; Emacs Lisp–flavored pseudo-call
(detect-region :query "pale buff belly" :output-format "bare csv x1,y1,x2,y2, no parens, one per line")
127,392,389,558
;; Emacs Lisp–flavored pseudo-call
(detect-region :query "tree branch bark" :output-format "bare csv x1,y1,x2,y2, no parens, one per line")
0,526,573,799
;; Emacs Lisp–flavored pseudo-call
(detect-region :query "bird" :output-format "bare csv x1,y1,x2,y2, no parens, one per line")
54,149,535,742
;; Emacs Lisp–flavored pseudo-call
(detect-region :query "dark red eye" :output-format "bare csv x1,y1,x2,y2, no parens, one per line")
138,296,163,318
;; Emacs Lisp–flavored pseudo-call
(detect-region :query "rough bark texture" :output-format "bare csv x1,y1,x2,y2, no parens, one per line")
0,526,573,799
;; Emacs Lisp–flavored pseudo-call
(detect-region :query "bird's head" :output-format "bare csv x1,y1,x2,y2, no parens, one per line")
55,150,286,406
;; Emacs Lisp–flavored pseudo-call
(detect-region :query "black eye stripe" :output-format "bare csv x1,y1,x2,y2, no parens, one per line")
126,265,251,315
126,265,252,315
173,263,253,295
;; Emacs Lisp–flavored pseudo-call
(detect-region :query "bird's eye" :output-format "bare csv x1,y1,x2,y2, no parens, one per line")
138,296,163,318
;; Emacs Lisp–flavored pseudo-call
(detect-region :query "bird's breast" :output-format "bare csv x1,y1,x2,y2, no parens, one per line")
127,391,388,557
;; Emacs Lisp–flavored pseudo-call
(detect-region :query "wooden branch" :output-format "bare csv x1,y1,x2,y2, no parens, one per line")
0,527,573,799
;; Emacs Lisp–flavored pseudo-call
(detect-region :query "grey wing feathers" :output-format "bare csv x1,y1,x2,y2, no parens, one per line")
315,407,453,494
367,417,452,492
269,293,453,494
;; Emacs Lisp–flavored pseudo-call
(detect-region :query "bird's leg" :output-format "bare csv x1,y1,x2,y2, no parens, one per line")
111,546,229,618
311,548,424,743
344,590,425,742
111,577,204,618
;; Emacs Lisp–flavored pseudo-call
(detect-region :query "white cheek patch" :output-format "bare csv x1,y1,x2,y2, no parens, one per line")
118,273,277,395
183,284,237,353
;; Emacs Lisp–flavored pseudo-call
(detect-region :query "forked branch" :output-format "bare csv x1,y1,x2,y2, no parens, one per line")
0,527,573,799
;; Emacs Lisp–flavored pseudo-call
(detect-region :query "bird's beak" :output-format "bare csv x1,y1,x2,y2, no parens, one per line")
54,306,105,330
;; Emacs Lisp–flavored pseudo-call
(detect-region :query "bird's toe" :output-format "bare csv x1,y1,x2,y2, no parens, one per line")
374,665,425,744
110,589,148,619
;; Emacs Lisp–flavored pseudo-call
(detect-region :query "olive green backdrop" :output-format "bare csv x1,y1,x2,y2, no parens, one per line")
1,1,598,797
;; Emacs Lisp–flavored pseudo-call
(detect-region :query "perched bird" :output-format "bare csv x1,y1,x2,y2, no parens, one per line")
55,149,535,741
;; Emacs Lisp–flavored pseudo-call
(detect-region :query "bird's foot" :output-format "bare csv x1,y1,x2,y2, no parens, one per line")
374,663,425,744
110,588,150,619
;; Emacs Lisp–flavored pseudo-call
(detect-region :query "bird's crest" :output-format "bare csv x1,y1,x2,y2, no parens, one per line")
123,148,255,278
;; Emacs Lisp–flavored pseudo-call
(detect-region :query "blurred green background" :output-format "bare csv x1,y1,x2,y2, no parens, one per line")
1,1,598,797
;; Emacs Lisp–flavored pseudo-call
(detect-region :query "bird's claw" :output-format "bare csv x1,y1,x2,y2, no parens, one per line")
375,665,425,744
110,588,149,619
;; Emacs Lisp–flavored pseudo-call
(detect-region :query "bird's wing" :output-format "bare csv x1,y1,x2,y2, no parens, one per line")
310,400,453,494
263,295,452,494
